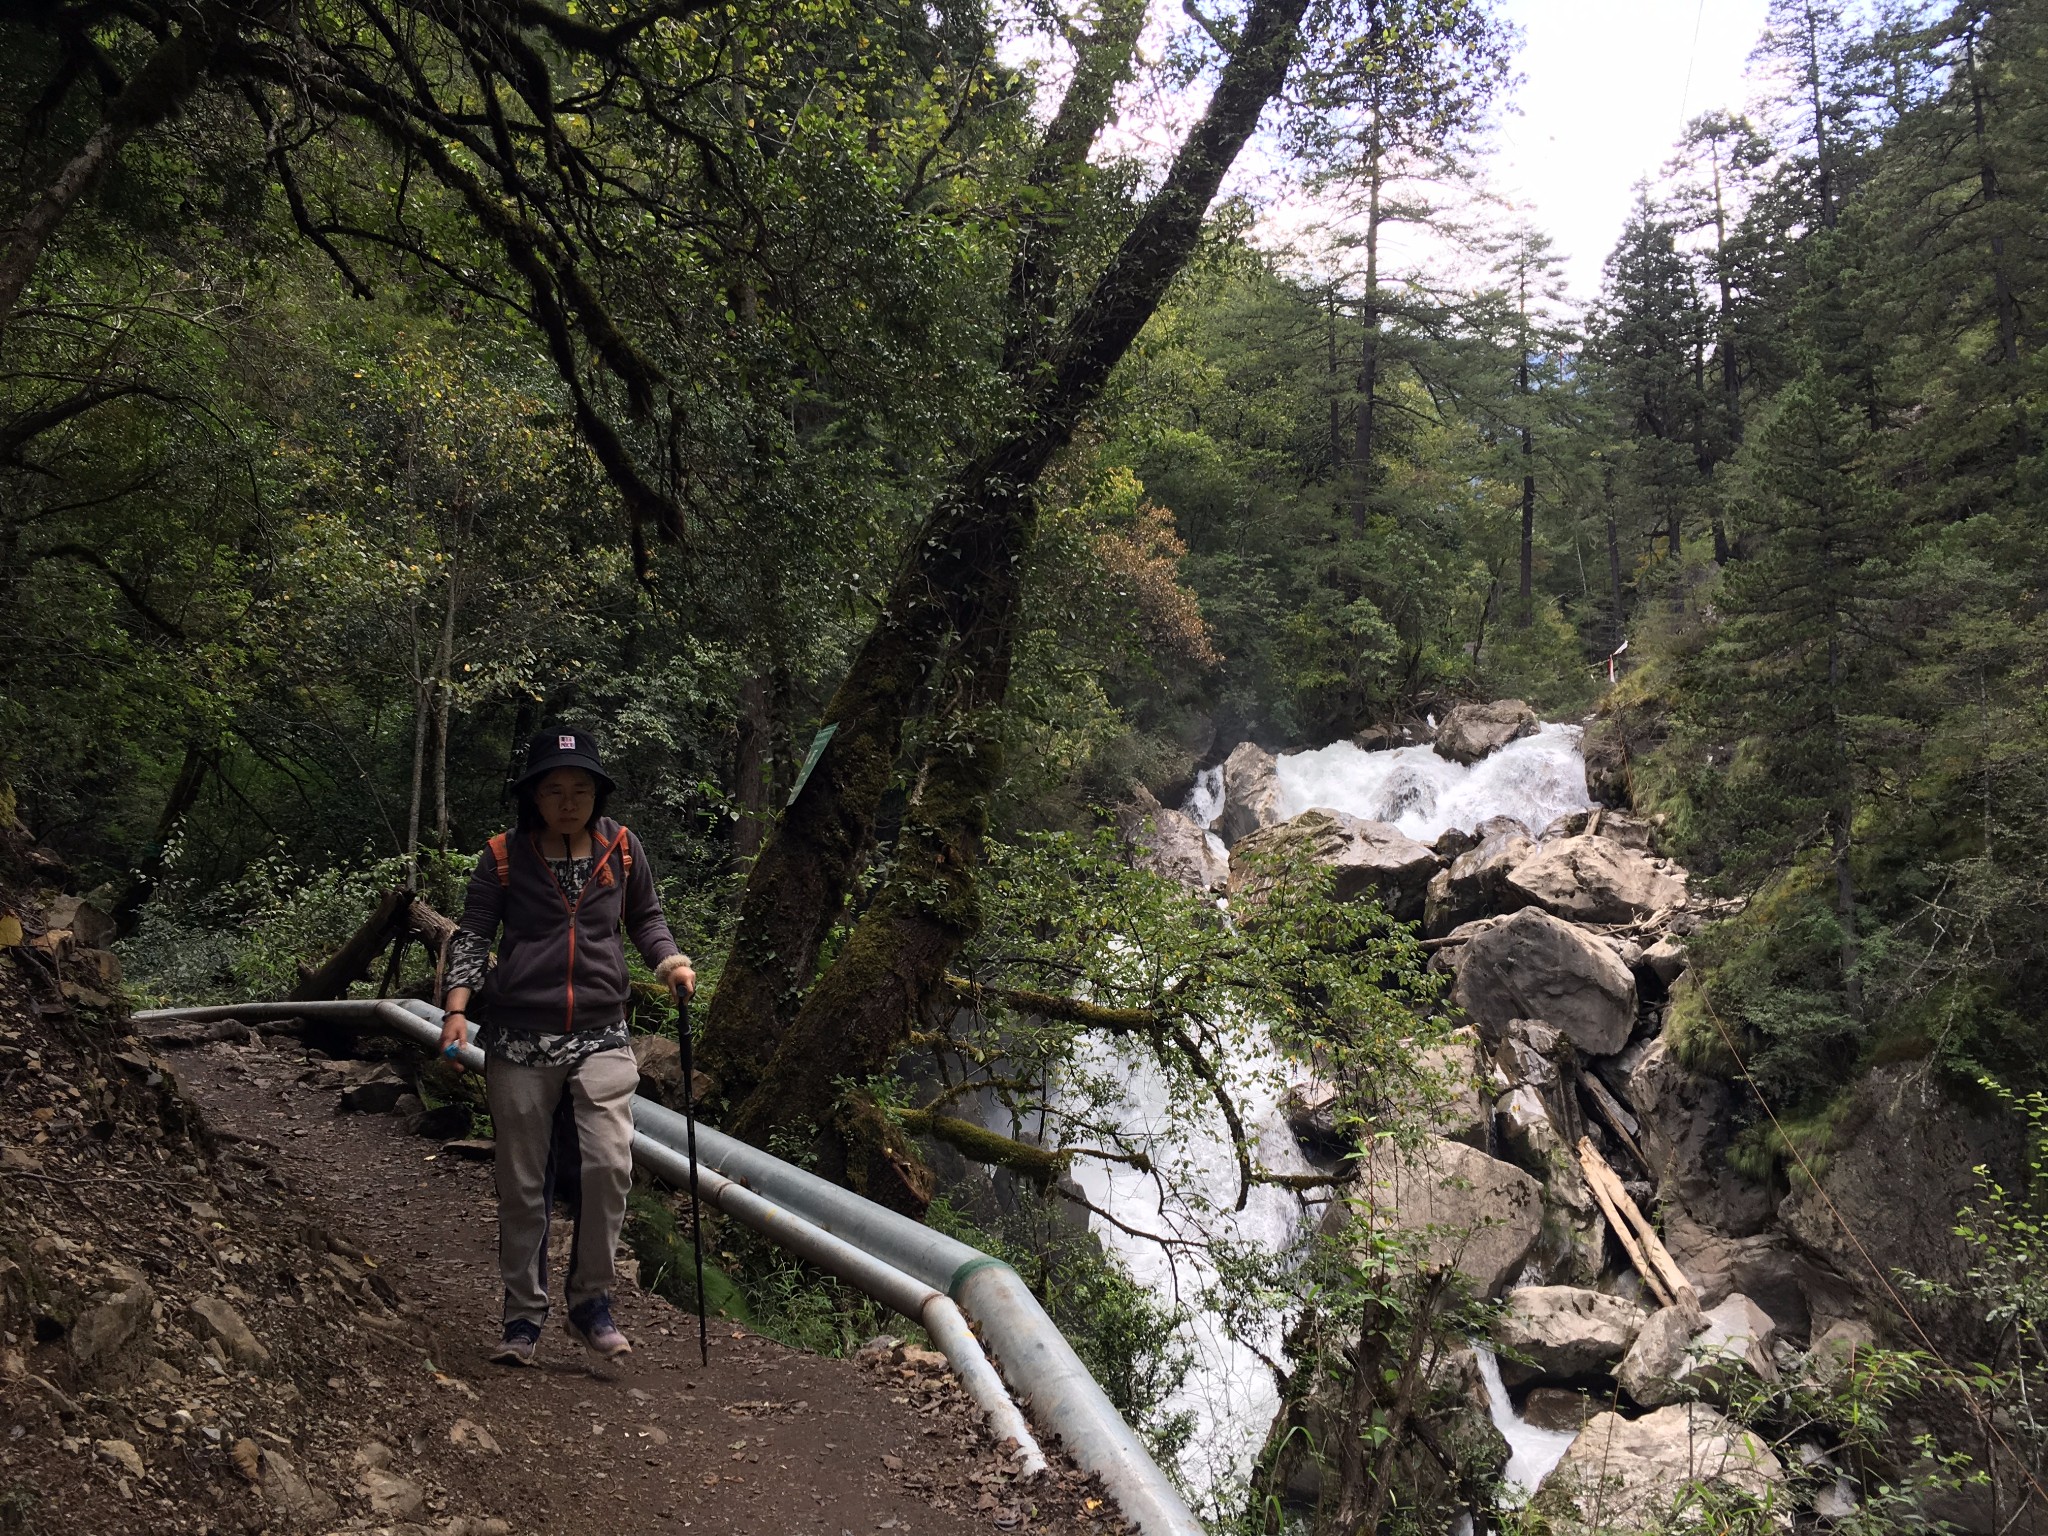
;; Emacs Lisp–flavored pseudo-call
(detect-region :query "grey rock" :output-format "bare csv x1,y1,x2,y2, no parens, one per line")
1231,809,1439,921
1495,1285,1650,1387
1521,1387,1599,1432
1212,742,1285,846
1328,1137,1543,1297
1616,1294,1780,1407
1505,835,1687,925
1416,1026,1488,1147
1452,908,1638,1055
1538,809,1659,851
1805,1318,1876,1387
1639,937,1688,991
357,1467,425,1518
186,1295,270,1368
1118,786,1227,892
96,1438,145,1478
1434,700,1540,765
1662,1212,1818,1337
1533,1404,1784,1526
1616,1305,1696,1408
1628,1040,1776,1236
260,1448,339,1528
1424,820,1534,937
71,1281,154,1371
1778,1065,2022,1323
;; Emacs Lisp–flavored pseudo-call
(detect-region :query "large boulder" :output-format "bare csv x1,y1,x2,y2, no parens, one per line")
1327,1137,1544,1297
1617,1294,1779,1407
1494,1286,1650,1387
1662,1211,1829,1338
71,1280,155,1372
1116,786,1226,891
1212,742,1285,846
1231,809,1438,921
1423,817,1533,937
1778,1065,2022,1325
1416,1026,1488,1147
1627,1040,1776,1236
1451,908,1638,1055
1434,701,1539,765
1504,835,1687,925
1533,1403,1785,1528
1492,1082,1608,1285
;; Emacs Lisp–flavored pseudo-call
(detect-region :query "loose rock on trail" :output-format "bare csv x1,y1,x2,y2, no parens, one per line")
0,945,1130,1536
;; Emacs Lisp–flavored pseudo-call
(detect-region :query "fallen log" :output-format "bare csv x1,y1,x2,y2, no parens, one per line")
1576,1135,1697,1317
288,887,408,1002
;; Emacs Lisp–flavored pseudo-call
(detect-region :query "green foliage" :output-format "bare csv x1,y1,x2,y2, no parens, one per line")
624,1188,753,1326
925,1197,1197,1465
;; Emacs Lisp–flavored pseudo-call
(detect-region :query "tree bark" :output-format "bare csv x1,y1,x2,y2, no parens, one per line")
110,741,211,936
0,0,259,335
1516,274,1535,627
1350,123,1384,535
699,0,1310,1108
1604,464,1626,651
732,672,772,864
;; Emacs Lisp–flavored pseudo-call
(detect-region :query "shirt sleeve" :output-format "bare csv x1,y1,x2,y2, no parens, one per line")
444,929,492,992
444,846,507,1003
621,830,682,970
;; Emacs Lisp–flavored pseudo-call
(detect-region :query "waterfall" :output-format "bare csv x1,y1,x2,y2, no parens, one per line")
1058,725,1592,1507
1272,724,1590,842
1474,1346,1578,1501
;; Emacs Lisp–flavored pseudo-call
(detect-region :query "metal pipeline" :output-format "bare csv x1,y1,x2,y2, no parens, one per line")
135,999,1199,1536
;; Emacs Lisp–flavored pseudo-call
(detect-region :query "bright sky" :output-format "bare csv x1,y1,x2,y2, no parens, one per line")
1487,0,1773,301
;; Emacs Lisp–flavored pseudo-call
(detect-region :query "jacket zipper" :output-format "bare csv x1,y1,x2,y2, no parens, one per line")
535,827,624,1033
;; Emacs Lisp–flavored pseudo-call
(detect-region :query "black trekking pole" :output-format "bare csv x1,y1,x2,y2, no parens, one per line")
677,991,710,1367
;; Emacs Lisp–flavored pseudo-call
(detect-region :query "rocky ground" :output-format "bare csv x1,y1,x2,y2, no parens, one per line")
0,899,1131,1536
1125,699,2029,1530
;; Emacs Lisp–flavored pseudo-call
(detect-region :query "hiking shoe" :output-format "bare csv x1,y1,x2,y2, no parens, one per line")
490,1318,542,1367
566,1297,632,1360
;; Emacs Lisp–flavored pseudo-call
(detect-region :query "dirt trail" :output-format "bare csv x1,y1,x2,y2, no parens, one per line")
0,968,1128,1536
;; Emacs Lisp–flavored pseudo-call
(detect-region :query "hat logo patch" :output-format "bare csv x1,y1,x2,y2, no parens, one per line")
558,735,576,750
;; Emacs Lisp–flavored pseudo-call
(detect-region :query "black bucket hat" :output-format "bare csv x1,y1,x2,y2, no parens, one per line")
514,726,617,794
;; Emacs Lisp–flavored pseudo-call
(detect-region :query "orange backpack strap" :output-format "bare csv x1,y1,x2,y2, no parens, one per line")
618,825,632,879
487,832,511,885
594,825,632,887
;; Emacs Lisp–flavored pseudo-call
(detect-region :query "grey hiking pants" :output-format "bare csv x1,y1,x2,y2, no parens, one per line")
486,1046,638,1326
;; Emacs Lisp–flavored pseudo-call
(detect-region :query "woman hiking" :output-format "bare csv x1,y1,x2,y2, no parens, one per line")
438,727,695,1366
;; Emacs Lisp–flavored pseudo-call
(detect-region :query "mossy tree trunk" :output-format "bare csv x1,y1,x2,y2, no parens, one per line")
700,0,1311,1132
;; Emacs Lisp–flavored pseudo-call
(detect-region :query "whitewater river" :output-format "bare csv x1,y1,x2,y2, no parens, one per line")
1065,724,1592,1512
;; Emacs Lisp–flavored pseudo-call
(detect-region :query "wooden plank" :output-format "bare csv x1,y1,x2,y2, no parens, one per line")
1578,1069,1648,1171
1576,1136,1699,1315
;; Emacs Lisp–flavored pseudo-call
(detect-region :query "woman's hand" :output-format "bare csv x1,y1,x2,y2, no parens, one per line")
438,1010,471,1071
658,955,697,1002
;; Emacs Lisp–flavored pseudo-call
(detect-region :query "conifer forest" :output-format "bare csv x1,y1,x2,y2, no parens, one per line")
2,0,2047,1531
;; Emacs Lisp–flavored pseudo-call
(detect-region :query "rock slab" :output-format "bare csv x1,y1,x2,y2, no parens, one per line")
1117,786,1227,891
1231,808,1439,921
1535,1403,1785,1527
1495,1285,1650,1386
1451,907,1638,1055
1505,835,1687,925
1213,742,1286,845
1330,1136,1544,1296
1434,701,1540,765
187,1295,270,1367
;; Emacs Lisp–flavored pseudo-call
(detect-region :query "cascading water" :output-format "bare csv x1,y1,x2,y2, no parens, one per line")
1062,722,1594,1508
1273,724,1591,843
1474,1346,1578,1501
